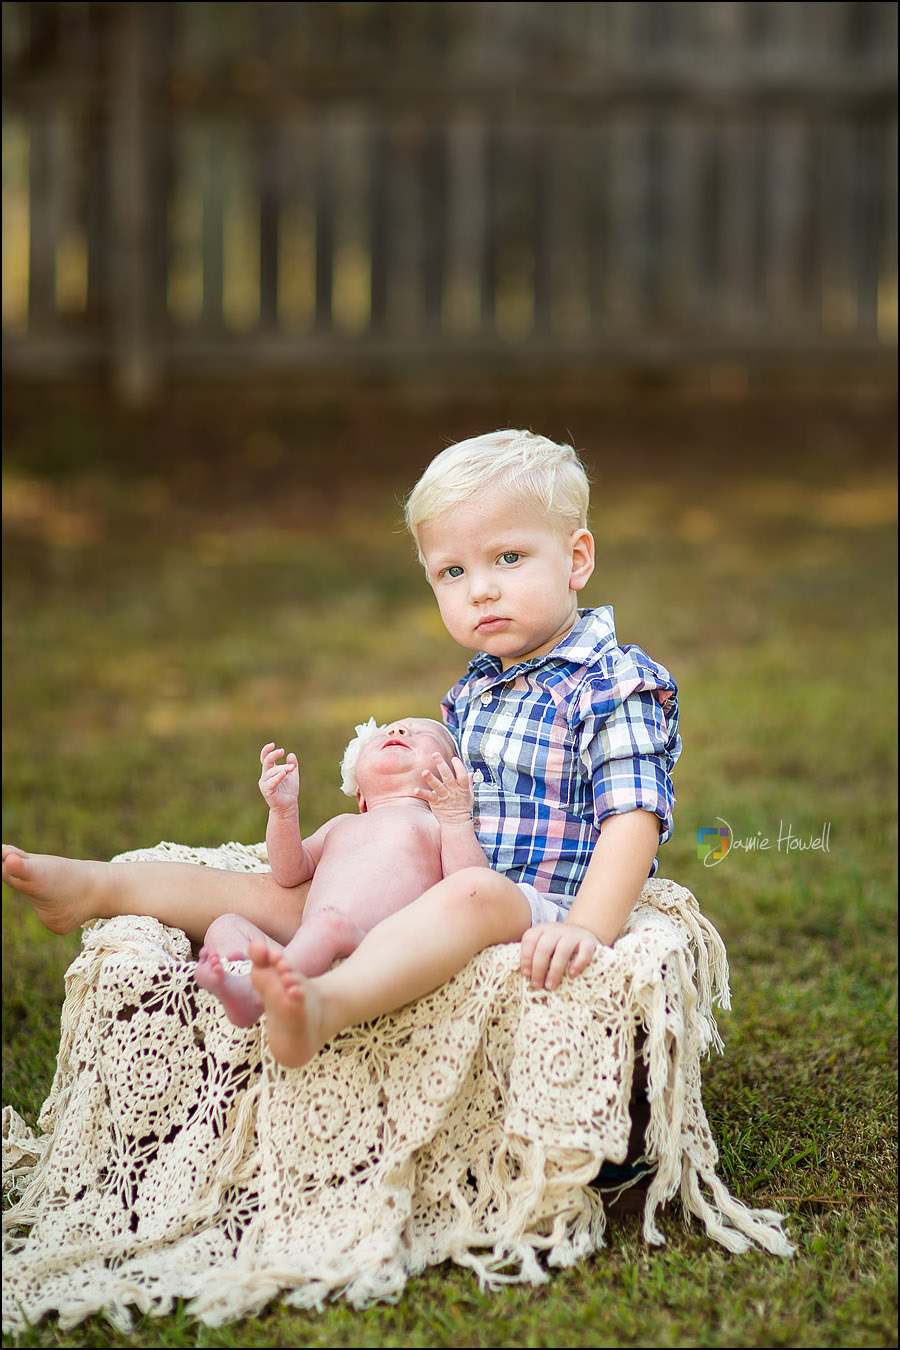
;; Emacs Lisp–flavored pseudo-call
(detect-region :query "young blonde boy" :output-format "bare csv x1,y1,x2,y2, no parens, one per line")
2,430,680,1071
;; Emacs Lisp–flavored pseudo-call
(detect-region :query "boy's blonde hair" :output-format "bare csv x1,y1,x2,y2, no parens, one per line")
403,429,591,561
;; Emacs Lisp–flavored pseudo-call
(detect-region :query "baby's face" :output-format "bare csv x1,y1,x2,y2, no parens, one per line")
354,718,457,792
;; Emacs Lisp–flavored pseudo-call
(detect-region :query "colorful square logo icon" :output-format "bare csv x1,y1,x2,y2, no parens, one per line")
697,826,730,863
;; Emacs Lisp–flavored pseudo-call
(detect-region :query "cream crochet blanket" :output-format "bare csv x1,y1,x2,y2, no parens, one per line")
2,842,793,1333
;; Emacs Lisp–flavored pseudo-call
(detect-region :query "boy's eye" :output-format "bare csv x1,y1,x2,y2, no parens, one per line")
499,551,521,565
443,565,464,579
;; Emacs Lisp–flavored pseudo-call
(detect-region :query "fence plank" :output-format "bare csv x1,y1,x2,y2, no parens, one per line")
606,116,644,331
387,115,427,337
200,122,226,330
853,123,887,335
421,122,447,331
717,119,761,336
276,117,317,334
584,124,611,337
545,123,590,342
108,3,158,400
27,111,58,328
313,111,335,332
443,114,487,336
491,120,538,344
765,116,807,331
331,110,371,337
880,117,898,344
819,120,858,337
257,121,280,333
531,123,553,339
368,120,390,330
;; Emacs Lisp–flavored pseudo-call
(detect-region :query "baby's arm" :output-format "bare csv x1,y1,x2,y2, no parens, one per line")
259,743,316,889
418,754,490,877
520,809,660,990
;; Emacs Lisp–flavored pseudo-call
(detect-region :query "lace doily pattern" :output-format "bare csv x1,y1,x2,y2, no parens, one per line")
2,843,793,1332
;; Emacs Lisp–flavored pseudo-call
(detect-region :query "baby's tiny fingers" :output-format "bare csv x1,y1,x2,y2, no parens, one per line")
450,756,469,783
430,754,453,780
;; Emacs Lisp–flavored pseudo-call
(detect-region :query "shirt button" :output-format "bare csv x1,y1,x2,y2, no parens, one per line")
480,693,493,706
473,771,484,783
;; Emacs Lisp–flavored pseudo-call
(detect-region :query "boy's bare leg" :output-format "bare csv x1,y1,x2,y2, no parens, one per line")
250,867,531,1068
1,845,308,945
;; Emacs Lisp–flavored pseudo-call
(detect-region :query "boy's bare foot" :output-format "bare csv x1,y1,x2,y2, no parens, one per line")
248,940,327,1068
1,846,102,934
195,947,263,1028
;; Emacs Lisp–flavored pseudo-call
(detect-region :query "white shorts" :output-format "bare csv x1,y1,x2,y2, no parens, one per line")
516,882,572,926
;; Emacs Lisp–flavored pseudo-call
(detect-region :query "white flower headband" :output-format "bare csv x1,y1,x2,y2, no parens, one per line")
339,717,383,796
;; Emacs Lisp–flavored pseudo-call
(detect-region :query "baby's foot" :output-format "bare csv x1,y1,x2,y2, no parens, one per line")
1,845,100,933
195,947,263,1028
248,941,327,1068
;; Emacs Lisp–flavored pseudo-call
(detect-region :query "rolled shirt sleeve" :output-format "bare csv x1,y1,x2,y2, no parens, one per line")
575,653,680,845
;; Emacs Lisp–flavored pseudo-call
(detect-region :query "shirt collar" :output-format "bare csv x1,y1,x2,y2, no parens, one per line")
466,606,619,681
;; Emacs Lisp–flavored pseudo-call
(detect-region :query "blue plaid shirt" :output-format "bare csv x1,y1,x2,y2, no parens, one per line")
442,606,681,899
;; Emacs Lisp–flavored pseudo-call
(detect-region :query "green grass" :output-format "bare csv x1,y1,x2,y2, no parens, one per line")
2,383,897,1347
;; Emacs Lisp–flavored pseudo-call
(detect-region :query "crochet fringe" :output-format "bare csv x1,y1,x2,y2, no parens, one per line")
2,843,793,1332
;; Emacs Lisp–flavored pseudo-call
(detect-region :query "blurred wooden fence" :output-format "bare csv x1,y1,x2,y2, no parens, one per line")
2,1,897,400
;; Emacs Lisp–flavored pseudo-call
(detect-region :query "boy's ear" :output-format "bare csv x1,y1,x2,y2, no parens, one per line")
356,790,368,813
569,529,595,592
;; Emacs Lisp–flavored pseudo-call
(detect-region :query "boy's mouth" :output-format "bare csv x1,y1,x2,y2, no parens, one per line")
476,615,509,633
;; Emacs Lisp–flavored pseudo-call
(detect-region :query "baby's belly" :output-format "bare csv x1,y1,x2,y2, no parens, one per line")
304,816,443,924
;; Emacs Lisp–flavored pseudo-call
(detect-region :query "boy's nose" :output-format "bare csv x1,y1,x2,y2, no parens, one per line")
467,571,500,604
385,722,410,736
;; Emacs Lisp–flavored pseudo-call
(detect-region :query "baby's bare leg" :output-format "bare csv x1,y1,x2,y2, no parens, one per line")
280,908,367,978
1,844,308,944
250,867,531,1068
203,912,283,960
195,913,287,1027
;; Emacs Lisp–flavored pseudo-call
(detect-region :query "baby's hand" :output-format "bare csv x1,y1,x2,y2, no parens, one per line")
418,754,474,827
258,743,300,811
520,922,599,992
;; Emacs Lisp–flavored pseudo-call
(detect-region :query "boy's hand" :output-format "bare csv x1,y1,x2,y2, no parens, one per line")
258,743,300,811
418,754,474,826
520,922,599,992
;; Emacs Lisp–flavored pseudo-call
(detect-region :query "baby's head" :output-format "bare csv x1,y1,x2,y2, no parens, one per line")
339,716,457,797
404,428,590,563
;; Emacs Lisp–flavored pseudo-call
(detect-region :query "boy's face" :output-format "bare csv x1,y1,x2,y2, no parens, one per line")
418,495,595,669
354,718,457,804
